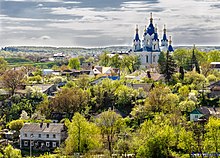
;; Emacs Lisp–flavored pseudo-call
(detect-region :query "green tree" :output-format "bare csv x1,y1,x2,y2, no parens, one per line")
114,85,138,113
173,48,191,69
207,50,220,62
96,110,123,155
8,119,24,132
78,56,85,64
109,54,121,68
99,52,110,67
189,46,200,74
184,71,206,90
164,51,177,82
0,58,8,75
204,117,220,153
65,113,101,155
90,79,121,110
158,51,166,74
145,85,179,114
2,144,22,158
136,119,175,158
121,55,140,73
178,127,196,157
68,58,80,70
50,87,89,118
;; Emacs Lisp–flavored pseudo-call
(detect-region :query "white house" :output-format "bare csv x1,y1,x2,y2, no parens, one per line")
20,123,67,150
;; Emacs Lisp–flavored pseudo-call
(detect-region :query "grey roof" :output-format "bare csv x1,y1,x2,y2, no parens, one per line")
20,123,64,133
197,106,220,119
127,83,153,92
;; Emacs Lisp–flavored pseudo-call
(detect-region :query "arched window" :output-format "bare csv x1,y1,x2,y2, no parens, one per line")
153,55,156,62
146,55,148,63
154,44,156,50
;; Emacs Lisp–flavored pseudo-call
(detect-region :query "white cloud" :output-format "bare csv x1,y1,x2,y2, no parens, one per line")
4,0,63,2
39,35,51,40
37,3,44,7
63,1,81,4
5,26,43,31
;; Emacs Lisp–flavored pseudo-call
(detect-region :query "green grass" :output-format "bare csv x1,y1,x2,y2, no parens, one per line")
5,58,32,64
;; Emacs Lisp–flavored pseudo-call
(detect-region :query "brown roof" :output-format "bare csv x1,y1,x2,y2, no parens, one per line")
20,123,64,133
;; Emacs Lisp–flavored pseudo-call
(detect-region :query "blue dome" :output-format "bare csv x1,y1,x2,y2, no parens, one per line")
147,23,155,36
168,45,174,52
154,32,159,41
162,33,168,41
134,33,140,41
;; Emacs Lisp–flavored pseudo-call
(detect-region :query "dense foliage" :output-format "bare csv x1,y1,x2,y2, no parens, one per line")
0,48,220,157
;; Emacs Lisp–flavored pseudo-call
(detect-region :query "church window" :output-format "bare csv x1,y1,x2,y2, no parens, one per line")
154,44,156,50
153,55,156,62
146,55,148,63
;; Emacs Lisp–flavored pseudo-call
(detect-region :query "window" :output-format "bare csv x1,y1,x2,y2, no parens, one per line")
46,142,50,147
53,134,56,138
24,141,28,146
46,134,49,138
195,115,198,119
30,141,34,146
24,133,27,137
39,134,41,138
146,55,148,63
53,142,56,148
41,142,44,147
153,55,156,62
154,44,156,50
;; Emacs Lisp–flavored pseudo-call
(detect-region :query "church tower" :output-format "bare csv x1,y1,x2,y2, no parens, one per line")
142,13,155,51
133,25,141,52
168,36,174,52
161,24,168,47
152,24,160,52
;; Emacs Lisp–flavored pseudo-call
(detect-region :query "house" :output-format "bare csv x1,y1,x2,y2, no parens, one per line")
210,62,220,71
207,81,220,98
28,84,59,96
127,83,154,93
91,76,120,85
20,123,67,150
93,66,119,76
190,106,220,122
53,53,65,61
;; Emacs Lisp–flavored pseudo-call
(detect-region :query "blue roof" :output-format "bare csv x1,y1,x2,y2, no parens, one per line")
134,33,140,41
147,23,155,36
168,45,174,52
153,32,159,41
134,48,143,52
143,46,152,51
162,33,168,41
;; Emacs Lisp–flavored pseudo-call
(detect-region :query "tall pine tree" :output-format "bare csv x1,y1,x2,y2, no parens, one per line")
189,45,200,73
158,51,177,82
158,51,166,74
164,51,177,82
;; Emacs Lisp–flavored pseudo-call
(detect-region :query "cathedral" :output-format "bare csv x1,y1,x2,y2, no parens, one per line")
133,13,174,67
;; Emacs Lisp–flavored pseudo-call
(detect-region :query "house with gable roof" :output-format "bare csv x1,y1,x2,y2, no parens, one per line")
20,123,67,150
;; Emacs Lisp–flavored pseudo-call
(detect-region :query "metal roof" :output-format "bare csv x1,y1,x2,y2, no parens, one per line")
20,123,64,133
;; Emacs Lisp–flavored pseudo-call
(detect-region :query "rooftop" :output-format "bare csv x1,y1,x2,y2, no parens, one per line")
20,123,64,133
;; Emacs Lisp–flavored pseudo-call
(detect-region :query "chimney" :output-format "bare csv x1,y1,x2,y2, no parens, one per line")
46,123,50,128
40,122,43,128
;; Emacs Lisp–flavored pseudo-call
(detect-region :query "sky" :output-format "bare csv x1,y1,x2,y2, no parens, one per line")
0,0,220,48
